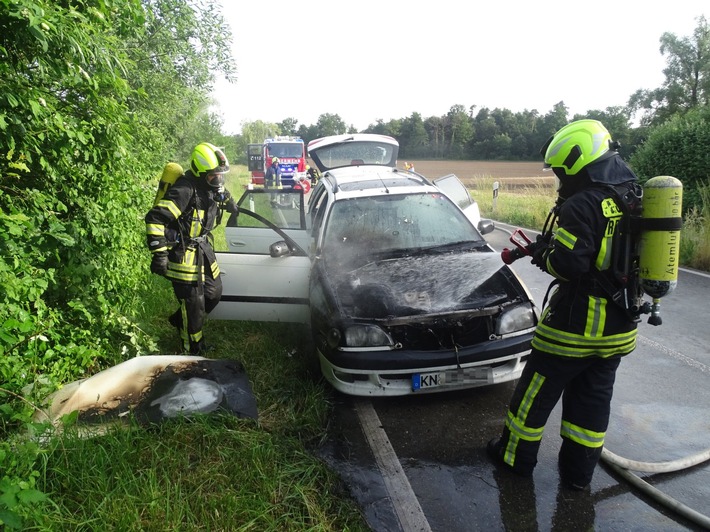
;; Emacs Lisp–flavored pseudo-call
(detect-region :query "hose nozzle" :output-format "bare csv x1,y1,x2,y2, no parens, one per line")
501,229,535,264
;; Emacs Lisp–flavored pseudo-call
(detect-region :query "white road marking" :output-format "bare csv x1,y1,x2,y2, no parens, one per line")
354,399,432,532
637,335,710,373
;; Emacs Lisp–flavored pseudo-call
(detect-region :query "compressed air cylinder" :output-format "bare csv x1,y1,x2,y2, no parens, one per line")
638,175,683,299
153,162,185,206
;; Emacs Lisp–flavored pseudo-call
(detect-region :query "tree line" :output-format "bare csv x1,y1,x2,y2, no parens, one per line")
231,15,708,196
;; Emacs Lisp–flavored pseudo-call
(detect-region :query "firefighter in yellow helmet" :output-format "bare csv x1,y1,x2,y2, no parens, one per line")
306,164,320,185
487,120,641,490
265,156,282,189
145,142,238,354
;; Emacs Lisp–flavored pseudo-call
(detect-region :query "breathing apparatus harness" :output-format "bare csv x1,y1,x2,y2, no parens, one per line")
502,182,649,323
591,182,647,322
167,178,230,297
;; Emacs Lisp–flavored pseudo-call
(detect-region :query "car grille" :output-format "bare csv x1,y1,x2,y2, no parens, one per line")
387,316,492,350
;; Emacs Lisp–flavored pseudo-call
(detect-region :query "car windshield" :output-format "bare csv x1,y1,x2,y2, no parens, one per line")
323,192,485,265
310,141,397,170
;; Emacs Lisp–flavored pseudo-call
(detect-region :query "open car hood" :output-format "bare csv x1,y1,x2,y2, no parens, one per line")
307,133,399,172
333,252,522,319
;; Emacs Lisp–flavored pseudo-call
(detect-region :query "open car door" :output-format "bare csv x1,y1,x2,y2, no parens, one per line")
434,174,494,235
211,187,311,324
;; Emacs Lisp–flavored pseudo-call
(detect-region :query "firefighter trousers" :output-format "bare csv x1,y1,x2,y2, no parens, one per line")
169,273,222,354
498,348,622,486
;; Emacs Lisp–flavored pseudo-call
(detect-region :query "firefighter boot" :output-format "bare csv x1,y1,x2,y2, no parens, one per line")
558,439,601,491
168,310,182,330
190,339,215,356
487,438,535,477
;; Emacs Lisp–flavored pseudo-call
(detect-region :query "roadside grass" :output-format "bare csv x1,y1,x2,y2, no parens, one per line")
470,176,556,229
27,166,368,531
39,413,362,530
678,185,710,270
33,278,368,531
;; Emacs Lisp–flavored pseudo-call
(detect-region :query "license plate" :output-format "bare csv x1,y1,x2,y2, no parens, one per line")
412,372,443,390
412,368,488,391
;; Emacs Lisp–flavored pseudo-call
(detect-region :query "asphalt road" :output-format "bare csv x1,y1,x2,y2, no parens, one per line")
319,222,710,531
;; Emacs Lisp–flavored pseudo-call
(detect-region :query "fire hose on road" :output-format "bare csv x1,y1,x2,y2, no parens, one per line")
600,447,710,529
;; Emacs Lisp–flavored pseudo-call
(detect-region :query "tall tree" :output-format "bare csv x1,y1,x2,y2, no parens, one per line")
424,116,445,158
470,108,499,159
124,0,237,161
628,16,710,126
399,112,428,158
446,104,473,159
241,120,281,143
278,118,299,136
314,113,347,137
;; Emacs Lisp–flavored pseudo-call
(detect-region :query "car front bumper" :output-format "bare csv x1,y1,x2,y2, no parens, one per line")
317,333,532,397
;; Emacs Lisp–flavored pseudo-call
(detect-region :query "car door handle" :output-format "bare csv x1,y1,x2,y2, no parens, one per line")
229,240,247,247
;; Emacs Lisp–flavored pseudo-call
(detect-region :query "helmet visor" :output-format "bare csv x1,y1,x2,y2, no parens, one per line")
206,171,226,188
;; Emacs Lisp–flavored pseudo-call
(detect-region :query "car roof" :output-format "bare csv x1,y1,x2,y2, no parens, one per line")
320,166,437,199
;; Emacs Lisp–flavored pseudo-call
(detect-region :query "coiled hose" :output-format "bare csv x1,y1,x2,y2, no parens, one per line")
601,447,710,529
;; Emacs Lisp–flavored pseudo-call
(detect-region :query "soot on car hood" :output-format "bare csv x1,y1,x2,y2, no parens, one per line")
334,252,514,319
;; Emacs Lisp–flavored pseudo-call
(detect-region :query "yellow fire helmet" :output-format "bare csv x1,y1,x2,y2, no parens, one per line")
191,142,229,177
541,119,613,176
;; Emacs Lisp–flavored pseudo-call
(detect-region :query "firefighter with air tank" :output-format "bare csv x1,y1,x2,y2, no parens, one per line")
145,143,238,355
488,119,682,490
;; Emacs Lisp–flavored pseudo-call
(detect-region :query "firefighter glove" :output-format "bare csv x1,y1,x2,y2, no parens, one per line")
150,252,169,276
530,245,548,272
530,235,550,270
225,198,239,214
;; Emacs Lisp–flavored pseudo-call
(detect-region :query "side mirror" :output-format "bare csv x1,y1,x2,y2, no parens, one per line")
478,219,495,236
269,241,292,257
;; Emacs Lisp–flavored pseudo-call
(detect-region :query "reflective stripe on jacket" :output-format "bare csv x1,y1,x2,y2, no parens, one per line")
145,173,221,283
531,187,638,358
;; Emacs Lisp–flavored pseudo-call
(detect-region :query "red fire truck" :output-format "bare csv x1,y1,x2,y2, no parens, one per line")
247,136,307,188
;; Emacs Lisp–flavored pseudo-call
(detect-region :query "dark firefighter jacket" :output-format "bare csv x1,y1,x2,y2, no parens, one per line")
532,186,638,358
145,172,222,284
264,163,281,186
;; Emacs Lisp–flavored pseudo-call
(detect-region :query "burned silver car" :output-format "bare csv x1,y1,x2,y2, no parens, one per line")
212,134,538,396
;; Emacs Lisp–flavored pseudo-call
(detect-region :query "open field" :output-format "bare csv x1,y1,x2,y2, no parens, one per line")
402,159,555,189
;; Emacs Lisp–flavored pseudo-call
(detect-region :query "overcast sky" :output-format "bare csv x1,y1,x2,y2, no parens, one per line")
210,1,708,135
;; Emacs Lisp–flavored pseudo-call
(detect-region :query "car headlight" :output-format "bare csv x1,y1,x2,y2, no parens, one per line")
495,303,535,335
344,325,393,347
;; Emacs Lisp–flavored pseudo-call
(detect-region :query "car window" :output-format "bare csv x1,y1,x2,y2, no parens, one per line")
233,189,306,230
310,141,397,170
308,183,326,220
434,174,474,210
212,188,309,255
310,185,330,243
323,192,483,260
